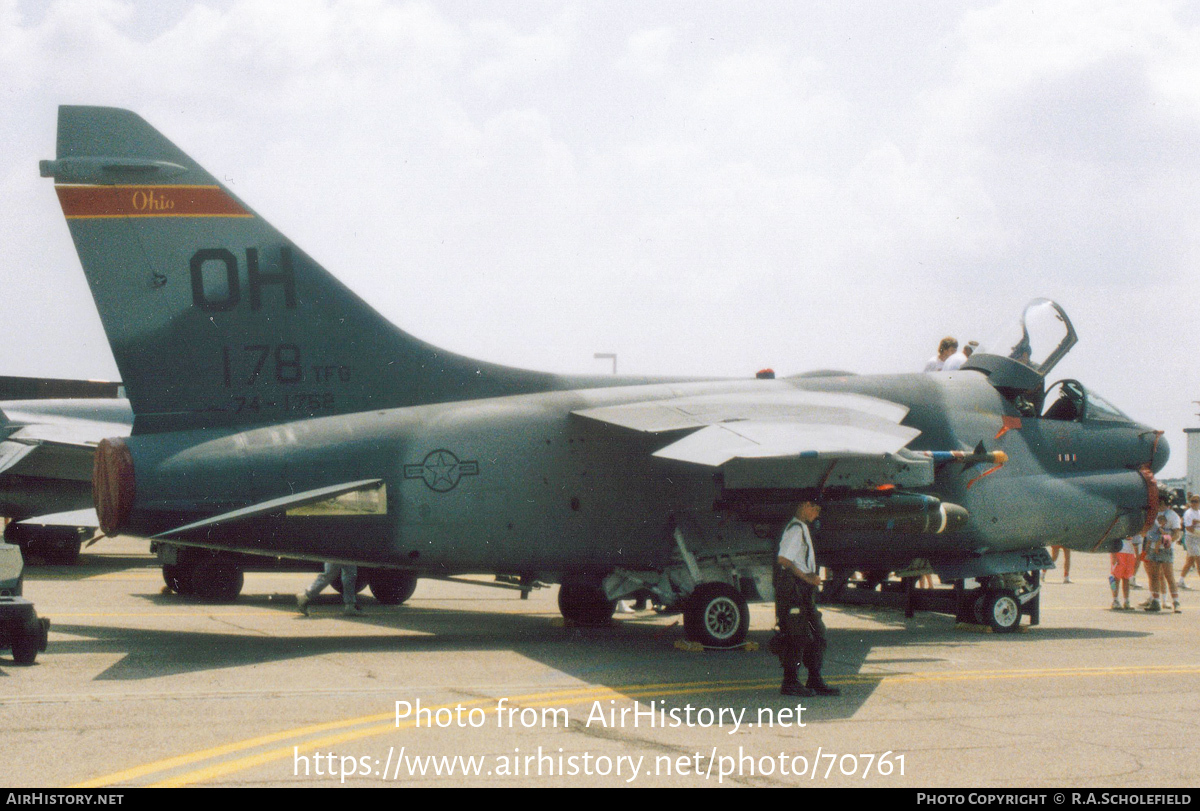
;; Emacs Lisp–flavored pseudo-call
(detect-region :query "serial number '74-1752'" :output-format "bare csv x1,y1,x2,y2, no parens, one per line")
224,393,337,414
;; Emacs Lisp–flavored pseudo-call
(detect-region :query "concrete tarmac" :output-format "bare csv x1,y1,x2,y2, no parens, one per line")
4,538,1199,787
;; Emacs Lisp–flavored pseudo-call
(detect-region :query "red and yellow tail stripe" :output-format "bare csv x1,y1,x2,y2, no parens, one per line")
56,184,252,219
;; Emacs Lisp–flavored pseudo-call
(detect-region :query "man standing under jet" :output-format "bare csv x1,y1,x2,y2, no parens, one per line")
297,563,362,616
774,501,839,697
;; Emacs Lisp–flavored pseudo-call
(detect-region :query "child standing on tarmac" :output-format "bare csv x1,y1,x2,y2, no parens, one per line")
1110,536,1137,610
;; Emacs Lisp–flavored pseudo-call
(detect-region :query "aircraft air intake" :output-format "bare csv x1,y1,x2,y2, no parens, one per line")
1138,465,1160,535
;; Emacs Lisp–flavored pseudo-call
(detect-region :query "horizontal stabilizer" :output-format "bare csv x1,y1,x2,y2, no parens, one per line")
0,375,122,401
18,509,99,529
0,437,96,482
0,440,38,474
151,479,384,539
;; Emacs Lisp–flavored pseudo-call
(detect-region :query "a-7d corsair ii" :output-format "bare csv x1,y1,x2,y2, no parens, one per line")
40,106,1167,643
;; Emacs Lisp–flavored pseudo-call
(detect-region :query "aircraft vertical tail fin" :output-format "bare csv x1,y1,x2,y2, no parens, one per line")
42,106,559,433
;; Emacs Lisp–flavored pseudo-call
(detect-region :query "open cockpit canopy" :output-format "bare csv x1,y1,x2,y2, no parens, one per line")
978,298,1077,377
963,299,1078,397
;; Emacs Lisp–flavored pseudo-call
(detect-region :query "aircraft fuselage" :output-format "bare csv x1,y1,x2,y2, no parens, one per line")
116,370,1161,578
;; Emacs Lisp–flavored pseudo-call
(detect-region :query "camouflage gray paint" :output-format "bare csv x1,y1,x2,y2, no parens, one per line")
41,107,1167,595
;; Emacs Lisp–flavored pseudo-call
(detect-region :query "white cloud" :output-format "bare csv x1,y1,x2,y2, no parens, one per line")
617,27,674,76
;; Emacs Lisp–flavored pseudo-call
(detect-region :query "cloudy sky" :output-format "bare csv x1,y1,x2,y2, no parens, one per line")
0,0,1197,477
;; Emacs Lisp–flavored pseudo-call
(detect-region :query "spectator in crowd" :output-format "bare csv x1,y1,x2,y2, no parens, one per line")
1110,536,1137,610
1050,545,1071,584
923,337,957,372
942,340,978,371
1180,494,1200,590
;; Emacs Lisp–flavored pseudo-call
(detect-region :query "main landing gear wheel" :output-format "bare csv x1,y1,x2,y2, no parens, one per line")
3,524,84,565
980,589,1021,633
192,557,244,603
557,583,616,627
683,582,749,648
367,570,417,605
162,563,194,595
11,614,48,665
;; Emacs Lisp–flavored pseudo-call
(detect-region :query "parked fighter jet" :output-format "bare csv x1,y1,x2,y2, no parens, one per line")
0,379,130,562
39,106,1167,642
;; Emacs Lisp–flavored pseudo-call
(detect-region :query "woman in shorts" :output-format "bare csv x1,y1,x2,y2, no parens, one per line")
1143,494,1182,612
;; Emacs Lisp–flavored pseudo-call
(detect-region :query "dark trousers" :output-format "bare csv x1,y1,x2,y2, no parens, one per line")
774,568,827,682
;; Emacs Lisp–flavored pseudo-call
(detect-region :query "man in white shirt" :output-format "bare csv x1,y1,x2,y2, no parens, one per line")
942,340,978,372
774,501,839,697
923,337,958,372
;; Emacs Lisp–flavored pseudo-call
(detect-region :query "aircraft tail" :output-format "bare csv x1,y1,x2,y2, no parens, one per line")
41,106,561,433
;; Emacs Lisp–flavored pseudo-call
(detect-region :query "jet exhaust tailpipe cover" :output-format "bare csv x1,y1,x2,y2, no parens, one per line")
93,437,134,535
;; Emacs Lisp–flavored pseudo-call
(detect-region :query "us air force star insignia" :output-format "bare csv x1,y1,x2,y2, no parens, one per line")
404,449,480,492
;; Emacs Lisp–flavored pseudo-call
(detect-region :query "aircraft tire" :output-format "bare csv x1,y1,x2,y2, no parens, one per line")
39,533,81,566
971,592,987,625
981,589,1021,634
192,557,244,603
11,616,42,665
368,570,417,605
163,563,195,595
3,525,83,565
557,583,616,627
683,582,749,648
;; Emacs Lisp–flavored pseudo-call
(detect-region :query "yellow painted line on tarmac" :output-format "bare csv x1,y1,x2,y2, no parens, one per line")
73,664,1200,788
49,611,282,618
72,681,702,788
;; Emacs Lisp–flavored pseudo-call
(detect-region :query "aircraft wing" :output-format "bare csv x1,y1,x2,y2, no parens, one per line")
0,401,132,480
0,434,97,481
574,390,933,489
